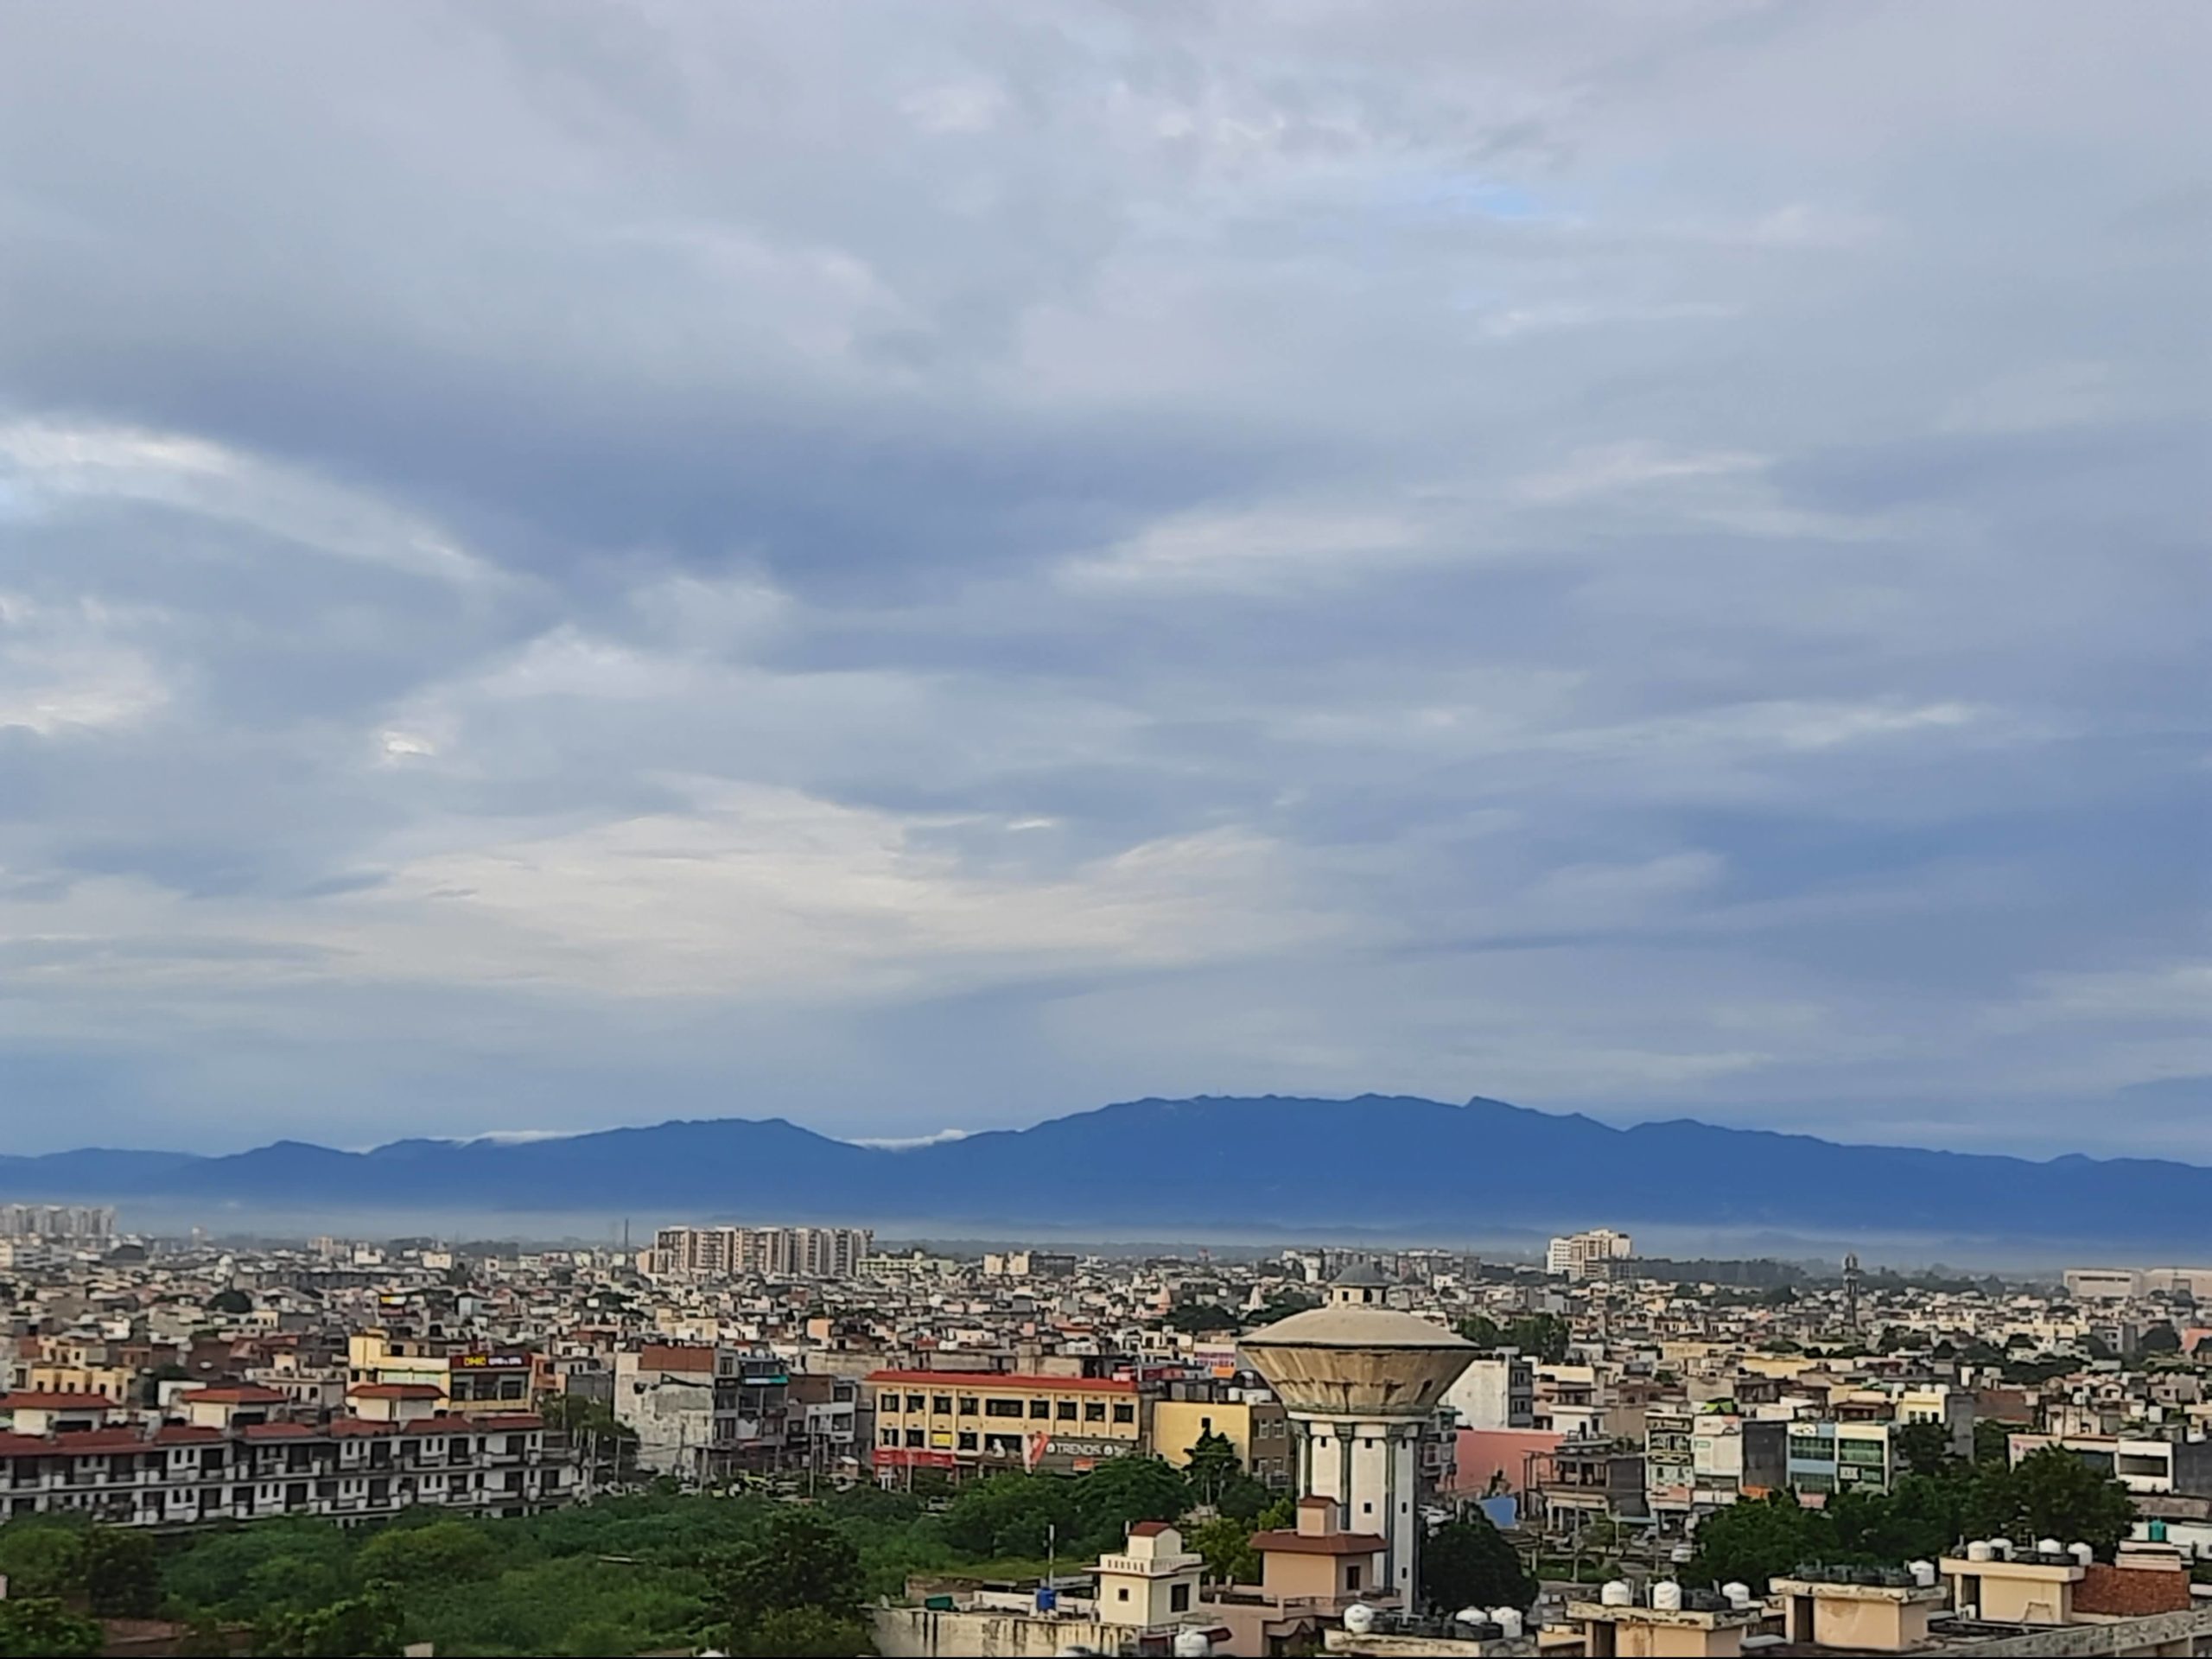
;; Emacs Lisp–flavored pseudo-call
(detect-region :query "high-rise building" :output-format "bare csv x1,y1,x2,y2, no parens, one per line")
647,1224,871,1281
0,1205,117,1242
1545,1228,1632,1281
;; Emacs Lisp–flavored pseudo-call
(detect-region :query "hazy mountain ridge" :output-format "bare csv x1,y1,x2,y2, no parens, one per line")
3,1094,2206,1249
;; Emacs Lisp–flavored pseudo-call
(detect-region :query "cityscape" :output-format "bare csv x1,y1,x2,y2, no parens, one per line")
3,2,2204,1656
4,1203,2212,1654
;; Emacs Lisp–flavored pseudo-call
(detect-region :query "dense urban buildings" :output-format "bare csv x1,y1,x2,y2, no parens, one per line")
6,1211,2212,1655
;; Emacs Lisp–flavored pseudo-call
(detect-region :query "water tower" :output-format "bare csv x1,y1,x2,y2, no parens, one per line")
1240,1261,1474,1605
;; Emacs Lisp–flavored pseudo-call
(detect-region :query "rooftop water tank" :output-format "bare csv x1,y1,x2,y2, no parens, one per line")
1455,1608,1488,1625
1173,1630,1212,1659
1723,1582,1755,1609
1909,1560,1936,1588
1601,1580,1634,1607
1492,1609,1525,1637
1989,1538,2014,1560
2037,1538,2063,1556
2069,1542,2094,1566
1653,1581,1684,1611
1344,1604,1376,1636
1966,1541,1993,1562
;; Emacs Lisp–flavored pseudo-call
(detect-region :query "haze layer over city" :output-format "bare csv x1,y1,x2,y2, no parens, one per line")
2,7,2209,1658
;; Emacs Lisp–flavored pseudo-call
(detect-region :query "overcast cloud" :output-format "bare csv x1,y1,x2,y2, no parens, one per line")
1,2,2205,1157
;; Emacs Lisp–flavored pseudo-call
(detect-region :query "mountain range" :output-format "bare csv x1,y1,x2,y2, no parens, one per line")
3,1095,2209,1253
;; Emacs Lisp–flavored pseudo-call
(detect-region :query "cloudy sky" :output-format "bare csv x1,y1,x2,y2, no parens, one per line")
2,3,2205,1159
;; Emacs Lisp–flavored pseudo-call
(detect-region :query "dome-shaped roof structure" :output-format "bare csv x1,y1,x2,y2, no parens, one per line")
1239,1300,1473,1417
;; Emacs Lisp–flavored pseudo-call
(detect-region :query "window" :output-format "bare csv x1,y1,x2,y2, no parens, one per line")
1112,1403,1135,1424
1171,1583,1191,1613
905,1429,924,1447
1346,1565,1363,1591
985,1398,1025,1418
932,1395,952,1415
1116,1587,1129,1603
1085,1402,1106,1422
906,1394,925,1414
877,1393,897,1413
957,1433,977,1452
1057,1402,1078,1421
1030,1399,1052,1419
958,1396,979,1415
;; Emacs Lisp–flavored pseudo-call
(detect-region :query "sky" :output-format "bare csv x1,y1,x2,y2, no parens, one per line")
0,2,2206,1160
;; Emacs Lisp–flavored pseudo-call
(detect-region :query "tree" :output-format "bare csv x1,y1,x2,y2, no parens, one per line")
725,1503,862,1637
2140,1325,2183,1354
942,1471,1077,1559
1072,1457,1192,1553
254,1588,404,1658
1976,1446,2135,1559
85,1526,162,1617
0,1598,102,1657
1165,1302,1239,1335
209,1287,253,1316
1214,1471,1275,1523
1456,1313,1504,1348
1893,1421,1955,1478
733,1606,873,1656
1832,1474,1965,1565
1688,1492,1829,1592
354,1519,496,1587
1184,1430,1243,1507
1189,1515,1262,1585
1974,1421,2019,1466
1421,1513,1536,1614
0,1522,87,1600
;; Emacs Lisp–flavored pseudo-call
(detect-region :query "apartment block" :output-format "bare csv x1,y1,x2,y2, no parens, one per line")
0,1385,571,1528
647,1225,872,1281
1547,1230,1633,1281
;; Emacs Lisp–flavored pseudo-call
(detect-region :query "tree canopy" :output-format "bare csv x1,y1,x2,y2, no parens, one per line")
1422,1511,1536,1614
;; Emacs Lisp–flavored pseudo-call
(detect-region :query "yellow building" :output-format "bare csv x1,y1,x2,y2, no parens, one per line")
1150,1396,1294,1484
868,1370,1141,1475
346,1329,536,1408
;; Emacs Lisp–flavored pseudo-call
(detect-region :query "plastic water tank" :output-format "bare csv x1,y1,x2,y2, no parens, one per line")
2069,1542,2094,1566
1455,1608,1489,1626
1966,1541,1993,1562
2037,1538,2063,1556
1344,1604,1377,1636
1173,1630,1212,1659
1909,1560,1936,1588
1652,1581,1684,1611
1601,1580,1634,1607
1037,1586,1058,1614
1492,1609,1525,1637
1722,1581,1754,1609
1989,1537,2014,1560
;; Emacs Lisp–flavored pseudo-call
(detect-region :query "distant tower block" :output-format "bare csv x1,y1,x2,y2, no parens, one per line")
1240,1261,1474,1608
1843,1252,1862,1331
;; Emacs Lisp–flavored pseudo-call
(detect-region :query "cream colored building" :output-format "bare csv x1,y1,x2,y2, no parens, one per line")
1096,1522,1202,1627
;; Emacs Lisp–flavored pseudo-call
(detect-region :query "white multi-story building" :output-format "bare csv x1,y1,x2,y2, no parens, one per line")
0,1385,573,1529
1546,1229,1633,1281
0,1205,116,1242
647,1224,871,1281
